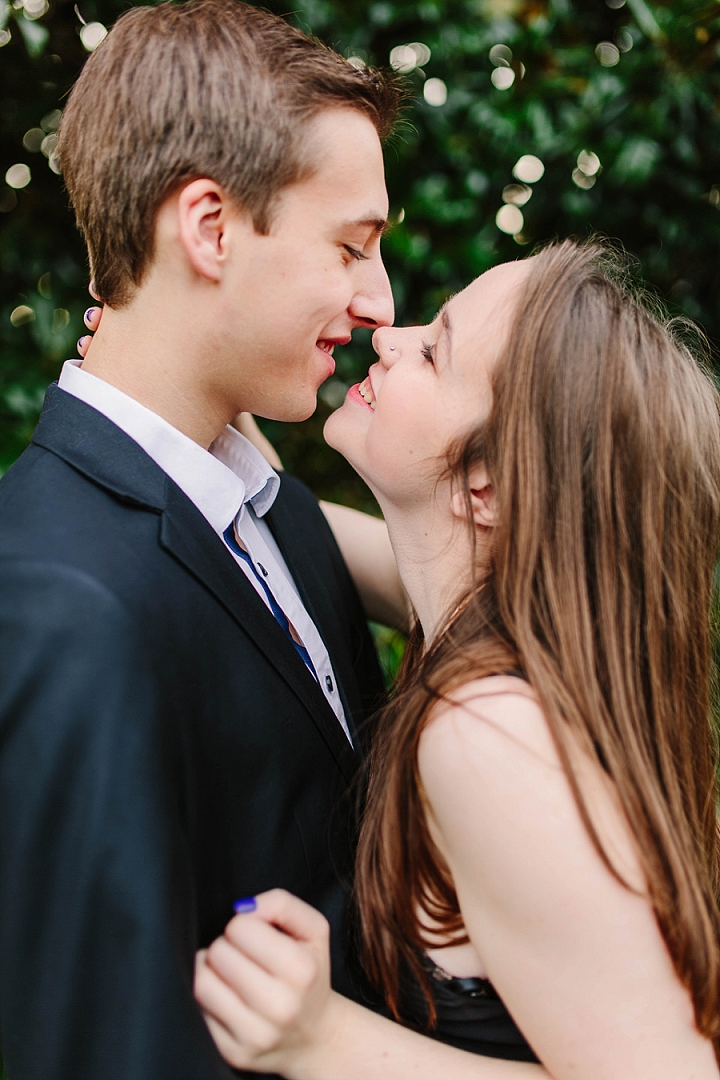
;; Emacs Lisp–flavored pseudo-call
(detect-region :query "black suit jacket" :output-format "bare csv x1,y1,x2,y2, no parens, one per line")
0,385,385,1079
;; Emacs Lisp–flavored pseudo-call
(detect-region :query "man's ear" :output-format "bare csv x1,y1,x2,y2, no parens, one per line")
450,463,499,530
176,179,237,283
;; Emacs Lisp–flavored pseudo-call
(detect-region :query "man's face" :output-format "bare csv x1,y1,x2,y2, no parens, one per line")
220,107,394,421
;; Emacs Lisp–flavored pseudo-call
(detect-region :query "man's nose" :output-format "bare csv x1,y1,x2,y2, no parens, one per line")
349,256,395,329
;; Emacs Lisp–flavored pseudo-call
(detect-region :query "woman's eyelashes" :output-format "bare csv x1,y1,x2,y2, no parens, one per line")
421,340,435,365
344,245,369,261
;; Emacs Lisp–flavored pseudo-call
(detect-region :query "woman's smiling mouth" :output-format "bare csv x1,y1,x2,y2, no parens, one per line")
358,376,376,409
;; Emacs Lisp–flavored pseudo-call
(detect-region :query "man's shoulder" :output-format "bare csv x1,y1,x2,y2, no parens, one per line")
275,471,322,516
273,472,339,550
0,440,159,552
0,441,177,637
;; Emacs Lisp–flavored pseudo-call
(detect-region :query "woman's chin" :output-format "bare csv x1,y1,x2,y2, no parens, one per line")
323,409,379,489
323,402,355,453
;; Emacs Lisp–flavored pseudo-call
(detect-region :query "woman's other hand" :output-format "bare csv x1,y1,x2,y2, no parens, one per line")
77,280,101,357
77,305,101,357
194,889,338,1077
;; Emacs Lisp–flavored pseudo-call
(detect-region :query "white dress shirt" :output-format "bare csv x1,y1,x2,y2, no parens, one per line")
58,359,351,743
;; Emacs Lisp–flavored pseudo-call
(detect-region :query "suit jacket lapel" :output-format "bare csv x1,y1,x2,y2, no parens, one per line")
33,387,359,784
159,485,359,783
264,482,367,747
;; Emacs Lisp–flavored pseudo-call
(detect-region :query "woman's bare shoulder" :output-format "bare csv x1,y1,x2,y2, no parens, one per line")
419,674,558,778
417,674,644,895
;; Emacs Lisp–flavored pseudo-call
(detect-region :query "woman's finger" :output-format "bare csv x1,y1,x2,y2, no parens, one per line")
224,911,320,984
77,335,92,358
83,306,101,331
88,279,99,301
246,888,330,945
205,935,303,1025
195,953,280,1063
202,1011,252,1071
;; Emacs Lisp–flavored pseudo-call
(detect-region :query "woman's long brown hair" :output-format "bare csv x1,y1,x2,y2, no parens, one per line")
355,239,720,1052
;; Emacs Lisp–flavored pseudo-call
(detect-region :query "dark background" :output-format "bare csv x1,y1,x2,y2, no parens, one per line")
2,0,720,509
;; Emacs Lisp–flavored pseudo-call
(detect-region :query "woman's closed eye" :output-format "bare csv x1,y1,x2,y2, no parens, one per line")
344,245,369,261
421,340,435,365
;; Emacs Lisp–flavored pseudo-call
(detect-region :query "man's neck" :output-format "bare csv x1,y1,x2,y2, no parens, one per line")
80,289,231,449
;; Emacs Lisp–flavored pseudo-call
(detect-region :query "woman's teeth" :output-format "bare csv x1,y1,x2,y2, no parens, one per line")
318,341,335,355
359,377,376,409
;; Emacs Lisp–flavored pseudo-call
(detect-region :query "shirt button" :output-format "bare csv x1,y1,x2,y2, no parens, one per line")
257,563,269,577
325,675,334,693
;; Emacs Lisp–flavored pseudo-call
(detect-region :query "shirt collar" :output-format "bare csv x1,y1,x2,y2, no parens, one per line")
57,359,280,534
209,425,280,519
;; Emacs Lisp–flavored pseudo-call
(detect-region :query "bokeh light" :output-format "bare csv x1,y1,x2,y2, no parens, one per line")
615,28,633,52
489,44,512,67
10,305,35,327
5,164,31,189
41,109,62,132
423,78,447,107
596,41,620,67
22,128,45,152
23,0,49,19
496,205,524,235
577,150,601,176
502,183,532,207
513,155,545,183
390,42,430,73
80,22,108,52
572,168,596,190
491,68,515,90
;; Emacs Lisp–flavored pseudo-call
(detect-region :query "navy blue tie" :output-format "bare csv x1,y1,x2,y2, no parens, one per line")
223,523,319,681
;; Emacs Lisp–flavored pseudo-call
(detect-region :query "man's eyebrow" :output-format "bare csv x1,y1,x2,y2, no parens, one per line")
341,216,390,236
440,302,453,340
438,301,453,367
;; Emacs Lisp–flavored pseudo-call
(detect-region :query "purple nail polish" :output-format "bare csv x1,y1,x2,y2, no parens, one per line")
85,307,96,320
233,896,257,914
77,338,85,351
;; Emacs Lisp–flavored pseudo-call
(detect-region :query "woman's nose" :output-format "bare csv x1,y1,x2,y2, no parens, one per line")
372,327,400,366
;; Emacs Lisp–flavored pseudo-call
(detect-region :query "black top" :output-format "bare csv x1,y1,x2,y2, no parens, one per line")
401,958,539,1063
0,385,386,1080
401,667,539,1065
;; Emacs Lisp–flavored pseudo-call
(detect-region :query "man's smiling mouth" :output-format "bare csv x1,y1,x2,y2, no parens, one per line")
317,336,351,356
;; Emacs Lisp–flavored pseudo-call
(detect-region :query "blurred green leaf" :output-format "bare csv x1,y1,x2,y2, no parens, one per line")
15,11,49,56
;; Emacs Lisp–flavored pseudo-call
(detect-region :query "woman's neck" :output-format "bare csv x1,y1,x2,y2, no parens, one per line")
378,496,481,644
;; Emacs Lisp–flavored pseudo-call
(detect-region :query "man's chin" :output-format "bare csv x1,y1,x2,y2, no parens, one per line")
263,397,318,424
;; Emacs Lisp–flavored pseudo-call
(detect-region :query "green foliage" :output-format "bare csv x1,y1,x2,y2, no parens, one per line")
1,0,719,511
370,620,408,684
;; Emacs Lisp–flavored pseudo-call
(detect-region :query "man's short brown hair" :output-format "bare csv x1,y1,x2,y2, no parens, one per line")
58,0,401,306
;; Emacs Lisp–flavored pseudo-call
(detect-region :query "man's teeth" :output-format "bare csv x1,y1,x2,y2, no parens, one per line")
318,341,335,355
358,378,376,409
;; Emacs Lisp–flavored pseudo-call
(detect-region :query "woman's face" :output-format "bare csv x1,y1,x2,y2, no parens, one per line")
324,259,532,507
